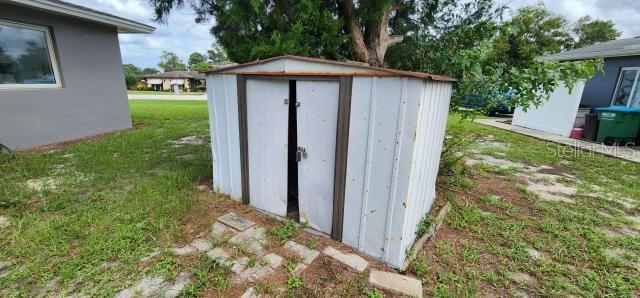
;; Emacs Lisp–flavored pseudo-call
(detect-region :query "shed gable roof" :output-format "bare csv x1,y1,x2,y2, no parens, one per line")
204,55,456,82
6,0,155,33
544,37,640,61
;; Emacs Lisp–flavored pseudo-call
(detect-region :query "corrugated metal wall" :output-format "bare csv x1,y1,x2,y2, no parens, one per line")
342,78,452,268
206,72,452,269
399,81,452,262
207,74,242,200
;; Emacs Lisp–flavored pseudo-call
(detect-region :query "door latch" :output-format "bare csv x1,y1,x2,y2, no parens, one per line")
284,98,301,107
296,147,307,162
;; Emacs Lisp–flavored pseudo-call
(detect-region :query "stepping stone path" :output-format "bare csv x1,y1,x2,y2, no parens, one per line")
369,270,423,298
323,246,369,272
241,287,259,298
0,216,10,228
284,241,320,274
206,247,232,265
115,272,193,298
190,238,213,251
229,227,267,256
218,212,255,231
211,221,238,240
165,211,421,296
232,253,283,283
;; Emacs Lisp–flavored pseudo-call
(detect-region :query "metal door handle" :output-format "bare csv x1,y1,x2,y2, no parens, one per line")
284,98,301,107
296,147,306,162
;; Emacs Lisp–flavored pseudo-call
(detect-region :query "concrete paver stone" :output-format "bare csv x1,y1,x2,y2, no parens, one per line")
369,270,423,298
229,227,267,255
322,246,368,272
219,212,256,231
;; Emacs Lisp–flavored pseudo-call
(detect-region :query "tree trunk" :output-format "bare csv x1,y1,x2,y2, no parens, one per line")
337,1,404,67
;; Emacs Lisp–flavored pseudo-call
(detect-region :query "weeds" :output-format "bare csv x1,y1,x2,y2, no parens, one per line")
416,214,433,236
182,255,232,296
246,257,256,268
411,255,430,282
439,124,480,177
268,220,298,244
306,238,318,250
287,275,303,290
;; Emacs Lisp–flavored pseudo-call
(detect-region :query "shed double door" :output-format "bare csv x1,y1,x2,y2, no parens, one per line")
245,78,340,235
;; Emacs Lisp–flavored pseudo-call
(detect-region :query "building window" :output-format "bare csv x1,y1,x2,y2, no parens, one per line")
0,20,61,89
612,67,640,107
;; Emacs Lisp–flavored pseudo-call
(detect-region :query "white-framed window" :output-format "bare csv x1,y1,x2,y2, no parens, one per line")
611,67,640,108
0,19,62,89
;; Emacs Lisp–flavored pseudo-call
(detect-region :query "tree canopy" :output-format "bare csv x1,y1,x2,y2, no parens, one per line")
122,63,141,89
571,16,620,49
207,43,228,63
141,67,159,75
187,52,207,69
157,51,186,72
147,1,609,113
488,6,574,68
149,0,436,66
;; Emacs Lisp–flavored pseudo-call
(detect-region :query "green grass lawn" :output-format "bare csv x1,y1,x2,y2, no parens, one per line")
0,100,213,295
412,115,640,297
1,102,638,297
127,90,206,95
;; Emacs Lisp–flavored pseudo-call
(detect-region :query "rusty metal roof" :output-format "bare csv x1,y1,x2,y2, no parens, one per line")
202,55,456,82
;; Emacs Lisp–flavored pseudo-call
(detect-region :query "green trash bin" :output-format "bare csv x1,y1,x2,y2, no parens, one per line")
595,106,640,145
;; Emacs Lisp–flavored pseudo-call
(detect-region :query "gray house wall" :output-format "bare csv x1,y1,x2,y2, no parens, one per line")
580,56,640,107
0,3,131,149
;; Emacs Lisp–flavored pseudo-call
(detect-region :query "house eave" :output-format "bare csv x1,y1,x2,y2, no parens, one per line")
543,49,640,61
5,0,155,33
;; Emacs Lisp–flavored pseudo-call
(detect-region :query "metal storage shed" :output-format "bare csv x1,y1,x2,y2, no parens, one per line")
204,55,454,268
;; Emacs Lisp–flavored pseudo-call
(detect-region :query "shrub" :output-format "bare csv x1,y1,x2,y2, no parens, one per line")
439,125,479,178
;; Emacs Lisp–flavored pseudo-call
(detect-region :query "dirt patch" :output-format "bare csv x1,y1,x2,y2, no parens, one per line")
535,164,569,177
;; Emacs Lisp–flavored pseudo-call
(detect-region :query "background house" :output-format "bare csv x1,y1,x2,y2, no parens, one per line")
141,71,205,92
0,0,154,149
513,37,640,137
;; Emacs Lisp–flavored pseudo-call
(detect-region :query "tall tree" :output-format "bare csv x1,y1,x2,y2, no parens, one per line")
571,16,620,49
488,5,573,67
190,61,215,72
207,43,228,63
335,0,409,66
188,52,207,69
157,51,186,72
123,63,141,76
386,0,502,78
149,0,427,66
122,63,141,89
141,67,159,75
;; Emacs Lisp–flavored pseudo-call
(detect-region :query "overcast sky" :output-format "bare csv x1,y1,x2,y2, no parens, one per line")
66,0,640,69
